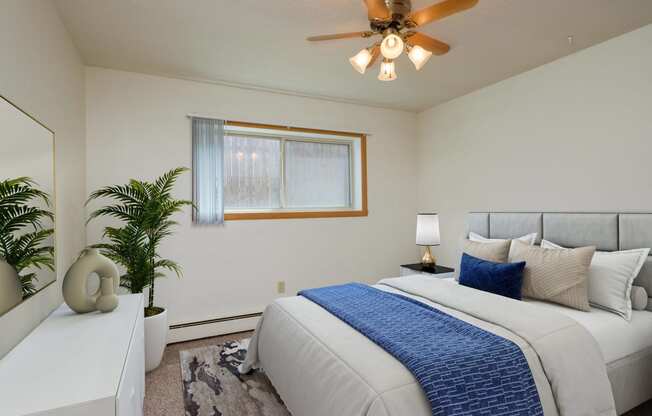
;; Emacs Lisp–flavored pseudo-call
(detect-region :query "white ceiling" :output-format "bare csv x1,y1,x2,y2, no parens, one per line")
55,0,652,112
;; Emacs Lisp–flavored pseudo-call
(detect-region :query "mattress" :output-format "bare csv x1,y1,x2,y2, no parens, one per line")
438,277,652,414
525,299,652,365
525,298,652,414
243,276,619,416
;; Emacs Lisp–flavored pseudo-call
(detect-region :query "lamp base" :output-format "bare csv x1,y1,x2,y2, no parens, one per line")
421,246,436,267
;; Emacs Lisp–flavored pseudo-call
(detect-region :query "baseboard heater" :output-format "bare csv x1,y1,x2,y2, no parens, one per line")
169,312,263,330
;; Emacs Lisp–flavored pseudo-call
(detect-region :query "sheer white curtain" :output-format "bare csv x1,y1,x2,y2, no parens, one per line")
192,117,224,224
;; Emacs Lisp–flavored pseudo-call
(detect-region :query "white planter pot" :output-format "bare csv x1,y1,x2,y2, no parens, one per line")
0,260,22,316
144,308,167,372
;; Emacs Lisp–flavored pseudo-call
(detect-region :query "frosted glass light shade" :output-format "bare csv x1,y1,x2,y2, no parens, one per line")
408,45,432,71
378,59,397,81
349,48,373,74
380,33,404,59
416,213,440,246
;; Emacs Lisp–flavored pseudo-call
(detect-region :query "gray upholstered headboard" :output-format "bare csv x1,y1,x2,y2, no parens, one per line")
468,212,652,304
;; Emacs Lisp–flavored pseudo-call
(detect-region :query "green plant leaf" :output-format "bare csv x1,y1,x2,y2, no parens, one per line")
0,177,54,296
87,168,190,308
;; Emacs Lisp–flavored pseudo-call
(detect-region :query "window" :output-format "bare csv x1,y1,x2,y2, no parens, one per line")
223,135,282,210
221,121,367,220
283,140,351,209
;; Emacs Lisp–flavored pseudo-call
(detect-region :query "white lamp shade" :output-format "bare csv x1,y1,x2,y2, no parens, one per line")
349,48,373,74
416,213,440,246
378,59,397,81
380,33,404,60
408,45,432,71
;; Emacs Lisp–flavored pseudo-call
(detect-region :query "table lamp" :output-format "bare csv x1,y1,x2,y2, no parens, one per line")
416,213,440,267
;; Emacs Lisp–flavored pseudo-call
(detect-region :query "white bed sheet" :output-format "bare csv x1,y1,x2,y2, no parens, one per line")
438,276,652,365
525,300,652,364
244,276,620,416
438,277,652,413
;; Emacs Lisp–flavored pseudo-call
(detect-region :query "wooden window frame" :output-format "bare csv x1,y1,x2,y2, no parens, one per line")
222,120,368,221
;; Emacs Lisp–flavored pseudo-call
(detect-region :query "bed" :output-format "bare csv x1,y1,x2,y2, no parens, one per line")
528,299,652,414
241,212,652,415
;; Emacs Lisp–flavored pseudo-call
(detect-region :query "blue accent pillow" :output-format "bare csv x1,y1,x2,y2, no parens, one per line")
459,253,526,300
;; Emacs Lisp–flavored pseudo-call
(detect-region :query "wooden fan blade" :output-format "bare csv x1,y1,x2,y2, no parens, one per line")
407,32,450,55
408,0,479,27
307,31,373,42
368,45,381,67
364,0,391,21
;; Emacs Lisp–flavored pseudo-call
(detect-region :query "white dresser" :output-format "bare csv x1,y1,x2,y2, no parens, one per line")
0,294,145,416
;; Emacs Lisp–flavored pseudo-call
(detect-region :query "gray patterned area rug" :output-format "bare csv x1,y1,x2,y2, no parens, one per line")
180,339,291,416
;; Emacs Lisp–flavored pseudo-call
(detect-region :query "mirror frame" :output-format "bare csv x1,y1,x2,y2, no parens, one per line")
0,93,57,313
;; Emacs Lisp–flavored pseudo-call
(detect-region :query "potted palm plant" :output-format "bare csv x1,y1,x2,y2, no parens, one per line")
0,177,54,315
87,168,192,371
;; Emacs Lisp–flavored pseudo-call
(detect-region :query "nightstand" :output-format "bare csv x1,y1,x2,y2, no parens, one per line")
400,263,455,278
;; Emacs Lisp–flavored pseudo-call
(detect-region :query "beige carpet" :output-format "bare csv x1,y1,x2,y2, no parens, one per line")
145,330,652,416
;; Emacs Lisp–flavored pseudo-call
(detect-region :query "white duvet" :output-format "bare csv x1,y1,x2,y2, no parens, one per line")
242,276,616,416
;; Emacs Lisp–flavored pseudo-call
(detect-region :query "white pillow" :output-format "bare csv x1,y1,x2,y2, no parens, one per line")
541,239,649,320
631,286,648,311
469,231,537,246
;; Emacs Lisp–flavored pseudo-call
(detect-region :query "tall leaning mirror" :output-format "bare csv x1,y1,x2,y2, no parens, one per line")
0,95,56,316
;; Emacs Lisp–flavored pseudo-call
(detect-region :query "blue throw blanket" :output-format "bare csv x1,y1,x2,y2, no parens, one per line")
299,283,543,416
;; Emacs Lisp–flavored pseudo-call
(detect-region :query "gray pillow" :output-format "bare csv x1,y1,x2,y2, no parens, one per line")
631,286,648,311
509,240,594,311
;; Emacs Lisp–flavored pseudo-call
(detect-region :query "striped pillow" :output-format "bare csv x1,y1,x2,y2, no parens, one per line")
509,240,595,311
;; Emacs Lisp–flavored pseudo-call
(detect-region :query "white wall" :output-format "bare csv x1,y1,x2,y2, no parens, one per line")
85,67,418,340
417,24,652,268
0,0,86,357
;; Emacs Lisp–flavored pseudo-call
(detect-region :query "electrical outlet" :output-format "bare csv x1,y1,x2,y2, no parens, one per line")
277,280,286,294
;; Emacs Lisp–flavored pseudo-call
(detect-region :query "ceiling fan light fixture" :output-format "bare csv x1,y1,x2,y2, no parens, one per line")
307,0,480,82
349,47,374,74
407,44,433,71
380,33,404,59
378,59,397,81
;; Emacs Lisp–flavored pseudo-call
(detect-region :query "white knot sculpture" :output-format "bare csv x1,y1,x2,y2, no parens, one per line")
63,248,120,313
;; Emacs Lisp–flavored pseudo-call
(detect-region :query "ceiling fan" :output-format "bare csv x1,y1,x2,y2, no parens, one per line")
307,0,479,81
